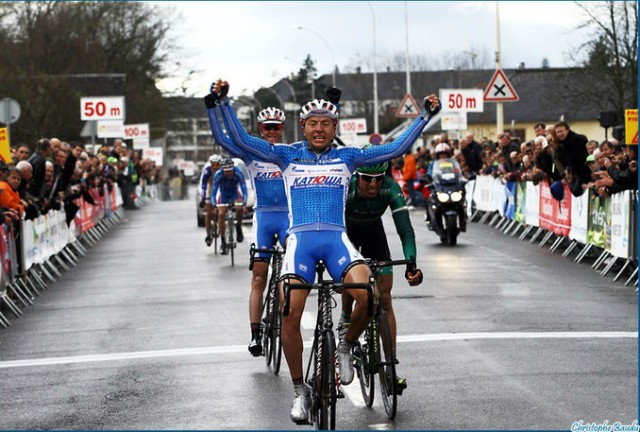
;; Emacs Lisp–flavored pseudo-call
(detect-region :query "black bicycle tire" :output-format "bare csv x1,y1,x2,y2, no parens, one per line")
262,286,274,367
376,309,397,419
355,331,374,407
271,254,283,375
272,289,283,374
318,331,337,430
227,210,235,267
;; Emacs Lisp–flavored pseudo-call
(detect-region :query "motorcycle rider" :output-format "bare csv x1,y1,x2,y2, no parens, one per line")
426,143,467,233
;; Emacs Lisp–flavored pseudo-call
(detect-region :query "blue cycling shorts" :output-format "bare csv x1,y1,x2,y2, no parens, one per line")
251,210,290,260
216,190,243,206
281,230,364,284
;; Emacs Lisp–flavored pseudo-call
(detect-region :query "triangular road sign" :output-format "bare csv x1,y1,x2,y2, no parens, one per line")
483,69,519,102
396,93,421,118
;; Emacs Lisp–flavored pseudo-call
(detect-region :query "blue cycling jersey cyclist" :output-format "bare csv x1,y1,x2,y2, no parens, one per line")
211,157,248,254
212,78,441,424
205,94,291,356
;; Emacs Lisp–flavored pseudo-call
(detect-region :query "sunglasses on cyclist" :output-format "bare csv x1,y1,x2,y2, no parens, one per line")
358,173,384,183
262,124,283,131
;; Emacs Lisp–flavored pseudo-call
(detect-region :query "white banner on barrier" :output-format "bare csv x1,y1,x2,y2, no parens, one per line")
465,180,475,217
473,176,494,212
492,178,506,216
525,182,540,227
569,189,589,244
610,190,631,258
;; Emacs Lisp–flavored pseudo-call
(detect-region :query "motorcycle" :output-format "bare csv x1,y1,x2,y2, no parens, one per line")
425,160,467,246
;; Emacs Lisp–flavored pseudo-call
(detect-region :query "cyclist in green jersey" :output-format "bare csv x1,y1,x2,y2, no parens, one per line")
342,155,424,391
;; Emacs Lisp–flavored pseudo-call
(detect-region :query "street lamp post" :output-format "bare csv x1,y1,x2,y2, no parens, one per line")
367,1,379,135
297,26,337,87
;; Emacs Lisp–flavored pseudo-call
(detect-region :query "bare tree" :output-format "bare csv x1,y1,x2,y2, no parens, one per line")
0,2,175,145
568,1,638,116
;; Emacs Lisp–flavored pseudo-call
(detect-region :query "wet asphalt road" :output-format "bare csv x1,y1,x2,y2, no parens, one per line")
0,191,637,430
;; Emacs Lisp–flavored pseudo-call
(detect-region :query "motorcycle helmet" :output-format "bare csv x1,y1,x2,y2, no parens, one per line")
434,143,452,157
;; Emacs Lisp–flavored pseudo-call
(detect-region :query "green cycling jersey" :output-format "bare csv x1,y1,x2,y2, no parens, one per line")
345,174,417,262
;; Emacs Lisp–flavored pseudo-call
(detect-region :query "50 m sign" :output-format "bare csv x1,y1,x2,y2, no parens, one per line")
81,97,125,121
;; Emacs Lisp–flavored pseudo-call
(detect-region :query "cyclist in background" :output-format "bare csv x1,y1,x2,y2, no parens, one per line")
211,157,247,255
205,94,291,357
212,78,441,424
342,154,424,394
200,154,222,246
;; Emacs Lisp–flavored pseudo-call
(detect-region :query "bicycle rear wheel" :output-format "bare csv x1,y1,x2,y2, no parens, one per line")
271,293,283,375
317,332,337,430
376,308,397,419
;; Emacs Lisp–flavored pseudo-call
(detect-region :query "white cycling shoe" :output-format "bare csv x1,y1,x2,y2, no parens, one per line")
290,392,311,424
337,342,354,385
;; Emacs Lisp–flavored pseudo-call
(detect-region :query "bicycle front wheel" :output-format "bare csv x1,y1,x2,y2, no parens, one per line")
354,338,374,407
317,332,337,430
376,308,397,419
262,287,274,367
227,214,235,267
271,296,283,375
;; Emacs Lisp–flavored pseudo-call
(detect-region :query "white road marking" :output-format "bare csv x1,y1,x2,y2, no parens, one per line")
0,331,635,370
301,311,316,330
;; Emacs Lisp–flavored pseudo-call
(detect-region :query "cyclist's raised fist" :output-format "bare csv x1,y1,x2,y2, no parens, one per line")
424,94,441,116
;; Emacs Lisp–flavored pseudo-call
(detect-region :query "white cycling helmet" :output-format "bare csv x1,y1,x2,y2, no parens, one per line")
300,98,338,120
208,154,222,164
257,107,286,124
434,143,452,155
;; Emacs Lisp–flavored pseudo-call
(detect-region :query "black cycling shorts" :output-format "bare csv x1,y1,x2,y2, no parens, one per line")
346,219,391,263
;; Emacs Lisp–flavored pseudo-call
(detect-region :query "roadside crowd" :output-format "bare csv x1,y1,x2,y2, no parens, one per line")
393,121,637,207
0,138,162,227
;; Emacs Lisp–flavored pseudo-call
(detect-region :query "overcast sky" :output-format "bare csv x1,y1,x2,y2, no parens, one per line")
153,1,592,97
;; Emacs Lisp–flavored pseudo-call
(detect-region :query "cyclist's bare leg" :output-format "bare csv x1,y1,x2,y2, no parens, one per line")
250,261,269,323
378,274,395,349
218,206,228,238
235,204,243,225
204,202,212,234
342,263,375,344
282,286,309,381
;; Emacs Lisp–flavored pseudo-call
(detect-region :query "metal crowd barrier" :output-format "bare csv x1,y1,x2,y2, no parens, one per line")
0,183,153,328
466,176,638,289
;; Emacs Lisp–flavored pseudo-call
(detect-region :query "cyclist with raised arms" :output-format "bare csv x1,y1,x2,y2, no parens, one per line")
205,94,291,357
211,157,247,254
200,154,222,246
212,79,441,424
342,151,424,394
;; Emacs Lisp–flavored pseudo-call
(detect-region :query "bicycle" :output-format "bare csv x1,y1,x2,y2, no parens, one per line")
220,201,239,266
352,257,417,420
283,262,375,430
249,235,285,374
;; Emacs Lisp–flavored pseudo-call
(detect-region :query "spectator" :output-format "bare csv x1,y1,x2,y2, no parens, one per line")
27,138,51,204
48,137,62,162
586,140,599,155
461,133,483,176
533,122,546,137
0,168,25,216
498,132,520,172
554,121,590,196
13,144,30,162
402,148,418,207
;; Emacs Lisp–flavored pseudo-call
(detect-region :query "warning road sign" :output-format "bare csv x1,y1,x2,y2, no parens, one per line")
396,93,421,118
483,69,519,102
624,109,638,145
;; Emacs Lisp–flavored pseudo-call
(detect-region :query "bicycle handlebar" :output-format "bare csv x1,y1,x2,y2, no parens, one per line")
366,256,416,276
